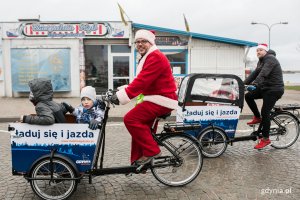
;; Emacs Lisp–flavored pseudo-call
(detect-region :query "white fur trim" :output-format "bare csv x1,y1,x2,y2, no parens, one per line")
136,45,158,75
116,89,131,105
135,30,155,45
143,95,178,110
257,44,268,51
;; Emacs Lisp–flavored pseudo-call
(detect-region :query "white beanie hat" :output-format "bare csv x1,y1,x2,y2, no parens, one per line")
257,43,268,51
81,86,96,102
135,29,156,45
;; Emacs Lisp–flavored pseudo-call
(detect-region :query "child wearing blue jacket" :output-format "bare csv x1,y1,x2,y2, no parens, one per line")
63,86,105,130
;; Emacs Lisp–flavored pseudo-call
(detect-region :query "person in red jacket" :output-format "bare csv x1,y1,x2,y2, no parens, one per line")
112,29,178,165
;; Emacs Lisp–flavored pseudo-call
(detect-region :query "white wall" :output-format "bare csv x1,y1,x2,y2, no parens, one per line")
1,38,80,97
190,39,245,80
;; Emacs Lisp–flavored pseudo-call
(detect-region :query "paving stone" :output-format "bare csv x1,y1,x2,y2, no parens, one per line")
0,121,299,199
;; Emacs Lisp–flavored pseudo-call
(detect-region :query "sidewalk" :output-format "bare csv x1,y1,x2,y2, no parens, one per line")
1,90,299,122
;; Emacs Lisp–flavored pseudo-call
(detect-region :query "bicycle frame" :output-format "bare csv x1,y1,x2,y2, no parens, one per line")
90,100,140,176
90,100,198,176
226,108,300,145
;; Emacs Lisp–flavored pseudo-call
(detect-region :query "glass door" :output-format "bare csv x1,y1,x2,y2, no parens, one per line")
84,45,108,93
110,54,130,90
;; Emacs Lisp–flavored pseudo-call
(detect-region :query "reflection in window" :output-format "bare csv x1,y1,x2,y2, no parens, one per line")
113,56,129,77
111,45,131,53
164,50,187,75
134,49,188,76
191,78,239,101
210,78,239,100
113,79,129,89
84,45,108,93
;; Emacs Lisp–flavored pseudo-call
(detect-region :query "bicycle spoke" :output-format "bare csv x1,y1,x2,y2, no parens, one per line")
151,134,202,186
270,113,299,149
30,158,77,200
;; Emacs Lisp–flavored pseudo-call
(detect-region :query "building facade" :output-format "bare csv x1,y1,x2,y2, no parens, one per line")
0,21,257,97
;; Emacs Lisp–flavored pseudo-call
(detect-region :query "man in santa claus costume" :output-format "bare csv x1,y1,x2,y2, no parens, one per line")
111,29,178,165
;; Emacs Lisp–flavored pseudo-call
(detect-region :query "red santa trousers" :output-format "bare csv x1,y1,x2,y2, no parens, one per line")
124,101,173,163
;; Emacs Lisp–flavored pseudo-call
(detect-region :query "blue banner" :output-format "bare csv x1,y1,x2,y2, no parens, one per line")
10,123,100,173
11,48,71,91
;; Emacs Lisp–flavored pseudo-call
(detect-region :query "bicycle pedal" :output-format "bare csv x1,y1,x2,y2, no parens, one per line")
136,165,144,172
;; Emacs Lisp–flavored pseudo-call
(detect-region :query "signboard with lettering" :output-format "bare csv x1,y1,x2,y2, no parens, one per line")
10,123,100,173
1,22,130,39
177,105,241,138
11,48,71,91
156,36,188,46
22,23,109,37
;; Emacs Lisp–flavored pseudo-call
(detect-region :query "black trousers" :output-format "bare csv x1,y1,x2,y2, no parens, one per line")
245,88,284,138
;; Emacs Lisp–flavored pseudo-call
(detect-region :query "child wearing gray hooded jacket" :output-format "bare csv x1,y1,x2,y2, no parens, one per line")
21,78,68,125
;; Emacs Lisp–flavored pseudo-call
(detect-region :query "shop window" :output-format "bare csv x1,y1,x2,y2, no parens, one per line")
112,56,130,89
134,49,188,76
163,50,187,76
11,48,71,92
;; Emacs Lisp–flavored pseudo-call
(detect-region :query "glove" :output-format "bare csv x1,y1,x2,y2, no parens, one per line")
110,94,120,105
89,119,100,130
247,85,256,91
62,102,75,113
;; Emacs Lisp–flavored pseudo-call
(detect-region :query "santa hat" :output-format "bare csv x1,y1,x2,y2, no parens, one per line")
257,43,268,51
81,86,96,102
135,29,156,45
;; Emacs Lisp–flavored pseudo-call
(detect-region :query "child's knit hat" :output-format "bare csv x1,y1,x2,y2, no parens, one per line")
81,86,96,102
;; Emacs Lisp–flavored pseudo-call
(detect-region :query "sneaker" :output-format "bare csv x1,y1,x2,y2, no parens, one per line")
247,116,262,125
254,138,271,149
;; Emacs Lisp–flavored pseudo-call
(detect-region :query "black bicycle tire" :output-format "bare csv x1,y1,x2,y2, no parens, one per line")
30,157,78,200
270,112,300,149
151,134,203,187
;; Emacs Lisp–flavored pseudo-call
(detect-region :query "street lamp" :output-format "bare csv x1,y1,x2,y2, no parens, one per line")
251,21,288,49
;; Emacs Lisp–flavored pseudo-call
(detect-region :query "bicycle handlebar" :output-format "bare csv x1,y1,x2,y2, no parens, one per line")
96,89,118,105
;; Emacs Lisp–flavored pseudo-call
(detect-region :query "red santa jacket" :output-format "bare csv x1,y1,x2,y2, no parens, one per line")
116,47,178,109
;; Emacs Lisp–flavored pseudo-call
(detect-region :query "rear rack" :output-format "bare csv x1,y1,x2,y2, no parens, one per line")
274,103,300,111
274,104,300,118
164,122,201,132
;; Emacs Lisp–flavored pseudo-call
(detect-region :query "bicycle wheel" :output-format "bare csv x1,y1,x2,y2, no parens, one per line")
30,157,78,200
270,112,299,149
151,134,203,187
198,127,227,158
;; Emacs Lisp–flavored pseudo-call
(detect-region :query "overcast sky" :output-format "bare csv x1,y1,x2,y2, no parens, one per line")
1,0,300,70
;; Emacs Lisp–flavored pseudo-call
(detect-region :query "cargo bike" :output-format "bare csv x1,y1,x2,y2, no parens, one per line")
176,73,300,158
9,90,203,200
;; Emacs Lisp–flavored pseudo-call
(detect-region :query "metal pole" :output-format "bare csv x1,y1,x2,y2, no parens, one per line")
268,26,271,48
251,22,288,49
